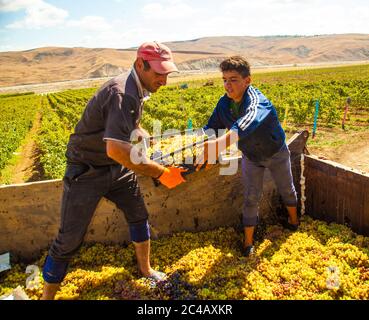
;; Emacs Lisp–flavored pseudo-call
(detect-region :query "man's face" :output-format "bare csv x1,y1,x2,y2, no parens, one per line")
136,58,168,93
222,70,250,103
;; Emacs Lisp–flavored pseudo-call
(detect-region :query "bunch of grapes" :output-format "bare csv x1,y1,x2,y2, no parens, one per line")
146,134,207,165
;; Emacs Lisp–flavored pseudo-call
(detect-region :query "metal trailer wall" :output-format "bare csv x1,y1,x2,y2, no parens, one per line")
304,155,369,236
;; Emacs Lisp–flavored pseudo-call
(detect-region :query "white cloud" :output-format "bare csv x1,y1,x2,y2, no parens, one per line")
268,0,314,3
1,0,368,51
0,44,16,51
142,0,197,20
204,0,369,36
67,16,112,32
4,0,68,29
0,0,42,12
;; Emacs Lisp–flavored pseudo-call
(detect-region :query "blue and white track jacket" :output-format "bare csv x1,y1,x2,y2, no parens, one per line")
203,85,286,162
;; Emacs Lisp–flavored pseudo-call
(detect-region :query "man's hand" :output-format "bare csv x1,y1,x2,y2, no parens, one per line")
135,125,151,142
158,167,188,189
106,139,164,178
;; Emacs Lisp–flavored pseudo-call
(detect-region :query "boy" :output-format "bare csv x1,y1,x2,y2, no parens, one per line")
196,56,299,256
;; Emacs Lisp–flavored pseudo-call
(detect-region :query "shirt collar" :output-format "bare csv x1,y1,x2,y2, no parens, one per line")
131,66,151,102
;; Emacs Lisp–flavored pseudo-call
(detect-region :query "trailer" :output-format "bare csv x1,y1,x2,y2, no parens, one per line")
1,130,368,262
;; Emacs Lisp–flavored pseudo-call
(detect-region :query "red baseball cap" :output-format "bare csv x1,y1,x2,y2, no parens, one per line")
137,41,178,74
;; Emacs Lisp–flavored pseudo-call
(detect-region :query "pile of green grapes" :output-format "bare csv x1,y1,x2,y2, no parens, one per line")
145,134,208,165
1,216,368,300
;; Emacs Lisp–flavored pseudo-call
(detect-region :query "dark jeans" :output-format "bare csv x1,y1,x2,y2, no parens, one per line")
49,163,148,261
241,144,297,226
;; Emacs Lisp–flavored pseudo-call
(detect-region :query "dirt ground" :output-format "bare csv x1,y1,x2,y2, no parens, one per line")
306,128,369,174
2,112,44,184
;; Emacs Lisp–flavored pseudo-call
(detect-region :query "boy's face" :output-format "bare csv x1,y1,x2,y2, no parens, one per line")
222,70,250,103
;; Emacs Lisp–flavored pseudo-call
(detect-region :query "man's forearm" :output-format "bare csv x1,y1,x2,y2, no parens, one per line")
106,140,164,178
129,157,164,178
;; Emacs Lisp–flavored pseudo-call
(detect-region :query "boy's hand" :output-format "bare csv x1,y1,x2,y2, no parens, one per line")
194,140,218,171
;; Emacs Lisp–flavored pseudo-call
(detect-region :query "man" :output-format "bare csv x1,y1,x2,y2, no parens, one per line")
195,56,299,257
41,41,187,300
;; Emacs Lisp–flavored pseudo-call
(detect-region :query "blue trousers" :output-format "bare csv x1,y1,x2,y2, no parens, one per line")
241,144,297,226
49,163,149,261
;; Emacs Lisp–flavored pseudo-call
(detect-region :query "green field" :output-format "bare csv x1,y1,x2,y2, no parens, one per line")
1,64,368,182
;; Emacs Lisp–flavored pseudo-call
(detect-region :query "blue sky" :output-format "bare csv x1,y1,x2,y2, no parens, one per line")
0,0,368,52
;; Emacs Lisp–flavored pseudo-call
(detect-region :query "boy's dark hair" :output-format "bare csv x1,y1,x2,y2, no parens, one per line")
220,56,251,78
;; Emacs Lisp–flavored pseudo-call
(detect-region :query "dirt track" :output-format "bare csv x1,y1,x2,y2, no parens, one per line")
307,129,369,174
8,112,44,184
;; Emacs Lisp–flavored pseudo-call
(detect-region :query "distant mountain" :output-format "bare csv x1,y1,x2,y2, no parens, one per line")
0,34,368,87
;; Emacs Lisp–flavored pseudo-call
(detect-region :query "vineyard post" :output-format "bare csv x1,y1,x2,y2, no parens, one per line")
312,99,320,139
341,97,351,130
282,104,289,129
187,118,193,130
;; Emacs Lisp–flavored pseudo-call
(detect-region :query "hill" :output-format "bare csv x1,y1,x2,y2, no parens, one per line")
0,34,368,86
